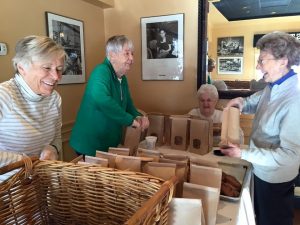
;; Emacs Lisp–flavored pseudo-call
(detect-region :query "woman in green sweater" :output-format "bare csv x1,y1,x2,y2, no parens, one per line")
70,35,149,156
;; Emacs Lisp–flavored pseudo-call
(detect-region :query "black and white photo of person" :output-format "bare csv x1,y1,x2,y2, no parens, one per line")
141,14,184,80
156,29,173,58
217,36,244,56
146,21,178,59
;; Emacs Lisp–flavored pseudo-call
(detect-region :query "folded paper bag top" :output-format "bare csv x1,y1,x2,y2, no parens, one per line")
219,106,240,147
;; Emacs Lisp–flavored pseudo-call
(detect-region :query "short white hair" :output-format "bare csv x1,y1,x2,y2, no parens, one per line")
105,35,134,57
12,35,66,72
196,84,219,100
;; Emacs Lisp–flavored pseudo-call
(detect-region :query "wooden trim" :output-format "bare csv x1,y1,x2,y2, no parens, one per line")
197,0,208,90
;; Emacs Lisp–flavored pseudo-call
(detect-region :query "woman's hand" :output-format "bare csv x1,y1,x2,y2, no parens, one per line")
131,119,141,129
135,116,150,131
226,97,244,112
140,116,149,131
220,142,242,158
40,145,58,160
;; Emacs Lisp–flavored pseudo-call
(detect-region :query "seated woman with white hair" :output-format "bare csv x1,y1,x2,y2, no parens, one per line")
188,84,244,144
188,84,222,123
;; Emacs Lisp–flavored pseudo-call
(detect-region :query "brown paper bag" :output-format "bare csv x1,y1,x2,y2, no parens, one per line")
220,107,240,147
159,158,188,197
108,147,130,156
123,126,142,155
115,155,142,172
143,162,176,181
168,198,206,225
137,148,160,162
95,151,117,168
170,116,189,151
189,118,213,155
189,156,219,169
83,156,108,167
189,164,222,191
71,155,109,167
162,154,189,162
183,182,219,225
147,113,165,146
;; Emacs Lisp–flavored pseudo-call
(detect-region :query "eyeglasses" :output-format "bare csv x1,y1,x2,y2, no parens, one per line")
257,58,277,65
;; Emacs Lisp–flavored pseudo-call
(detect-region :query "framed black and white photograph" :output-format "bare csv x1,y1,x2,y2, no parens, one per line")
46,12,85,84
217,36,244,57
218,57,243,74
141,13,184,80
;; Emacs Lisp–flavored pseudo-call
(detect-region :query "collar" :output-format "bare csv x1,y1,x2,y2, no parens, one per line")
269,69,296,88
14,73,44,102
104,57,124,81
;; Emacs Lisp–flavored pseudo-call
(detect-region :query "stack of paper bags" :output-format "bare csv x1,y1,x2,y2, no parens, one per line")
184,163,222,225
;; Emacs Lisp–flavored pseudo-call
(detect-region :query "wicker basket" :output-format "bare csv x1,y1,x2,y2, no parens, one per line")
0,156,177,225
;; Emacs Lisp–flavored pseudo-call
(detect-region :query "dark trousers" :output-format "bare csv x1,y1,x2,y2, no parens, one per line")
254,174,295,225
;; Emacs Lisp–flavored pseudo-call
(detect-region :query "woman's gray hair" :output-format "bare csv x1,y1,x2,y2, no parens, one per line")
197,84,219,100
12,35,66,72
256,31,300,68
105,35,134,57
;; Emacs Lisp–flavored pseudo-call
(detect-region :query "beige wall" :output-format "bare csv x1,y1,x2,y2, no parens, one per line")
208,3,300,81
1,0,200,123
104,0,199,115
1,0,200,160
1,0,106,160
0,0,105,124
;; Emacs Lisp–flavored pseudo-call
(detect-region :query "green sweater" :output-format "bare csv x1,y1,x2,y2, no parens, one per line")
70,58,141,156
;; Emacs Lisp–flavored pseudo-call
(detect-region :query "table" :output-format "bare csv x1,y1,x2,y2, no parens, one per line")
157,145,256,225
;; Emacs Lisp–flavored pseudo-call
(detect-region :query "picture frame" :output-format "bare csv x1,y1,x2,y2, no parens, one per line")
141,13,184,80
217,36,244,57
217,57,243,75
46,12,86,84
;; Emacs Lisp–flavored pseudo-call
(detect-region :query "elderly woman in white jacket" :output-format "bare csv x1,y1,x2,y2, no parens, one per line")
221,31,300,225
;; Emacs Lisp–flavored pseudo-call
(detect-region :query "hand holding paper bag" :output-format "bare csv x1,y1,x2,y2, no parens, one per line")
220,142,241,158
225,97,244,111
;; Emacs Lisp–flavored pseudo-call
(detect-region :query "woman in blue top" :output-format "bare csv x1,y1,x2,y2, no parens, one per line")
221,31,300,225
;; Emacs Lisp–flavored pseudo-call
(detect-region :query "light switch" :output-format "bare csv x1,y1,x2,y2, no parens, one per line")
0,43,8,56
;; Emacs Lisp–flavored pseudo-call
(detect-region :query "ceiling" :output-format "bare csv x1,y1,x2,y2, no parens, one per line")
212,0,300,21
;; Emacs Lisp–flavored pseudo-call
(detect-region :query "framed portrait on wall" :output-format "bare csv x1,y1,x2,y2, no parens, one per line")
217,36,244,57
46,12,86,84
141,13,184,80
218,57,243,74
